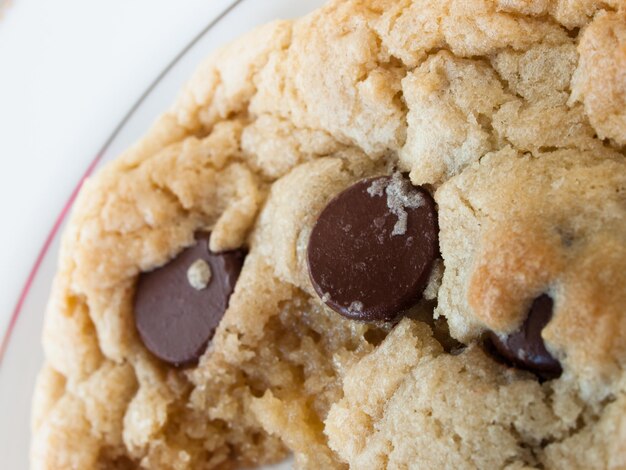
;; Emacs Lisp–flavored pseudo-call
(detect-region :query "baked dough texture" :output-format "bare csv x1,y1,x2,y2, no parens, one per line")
31,1,626,469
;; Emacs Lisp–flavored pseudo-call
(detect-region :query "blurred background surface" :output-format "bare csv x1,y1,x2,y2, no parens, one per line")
0,0,240,336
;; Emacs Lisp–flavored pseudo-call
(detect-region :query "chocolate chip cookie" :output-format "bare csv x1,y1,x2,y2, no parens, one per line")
31,1,626,469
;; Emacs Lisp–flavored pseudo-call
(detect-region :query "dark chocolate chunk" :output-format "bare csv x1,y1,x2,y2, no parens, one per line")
134,233,245,367
487,294,562,379
307,174,439,322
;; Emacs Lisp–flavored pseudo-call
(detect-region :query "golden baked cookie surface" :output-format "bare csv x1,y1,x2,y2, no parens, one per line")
32,1,626,469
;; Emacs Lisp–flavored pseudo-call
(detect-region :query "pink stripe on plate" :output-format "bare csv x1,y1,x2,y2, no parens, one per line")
0,154,103,366
0,0,248,368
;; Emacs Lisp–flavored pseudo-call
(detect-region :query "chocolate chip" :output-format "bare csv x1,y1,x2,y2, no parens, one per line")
307,174,439,322
487,294,562,379
134,233,245,367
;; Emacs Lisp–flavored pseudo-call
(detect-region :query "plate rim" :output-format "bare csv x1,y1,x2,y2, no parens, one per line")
0,0,247,368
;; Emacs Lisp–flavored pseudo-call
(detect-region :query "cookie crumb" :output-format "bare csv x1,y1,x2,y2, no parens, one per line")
367,174,426,235
348,301,364,313
423,259,444,300
187,259,212,290
386,172,425,236
367,178,387,197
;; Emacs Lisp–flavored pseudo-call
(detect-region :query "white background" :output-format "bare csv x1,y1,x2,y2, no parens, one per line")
0,0,246,336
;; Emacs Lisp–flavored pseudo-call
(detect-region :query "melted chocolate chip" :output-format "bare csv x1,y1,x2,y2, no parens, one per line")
134,233,245,367
307,174,439,322
487,294,562,379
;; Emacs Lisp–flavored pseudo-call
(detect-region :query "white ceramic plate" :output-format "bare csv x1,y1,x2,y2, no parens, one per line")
0,0,324,467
